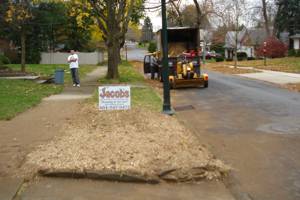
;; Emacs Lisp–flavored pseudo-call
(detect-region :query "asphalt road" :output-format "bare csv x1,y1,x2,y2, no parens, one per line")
122,46,148,61
126,48,300,200
172,71,300,200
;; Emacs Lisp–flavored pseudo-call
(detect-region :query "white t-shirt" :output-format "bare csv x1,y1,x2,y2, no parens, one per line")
68,54,79,69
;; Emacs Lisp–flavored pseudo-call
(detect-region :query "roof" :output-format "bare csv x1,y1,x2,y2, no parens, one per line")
290,34,300,39
224,28,270,48
156,27,198,33
224,28,247,48
248,29,268,45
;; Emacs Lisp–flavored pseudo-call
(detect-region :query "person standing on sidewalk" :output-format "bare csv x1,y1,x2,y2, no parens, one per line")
68,50,80,87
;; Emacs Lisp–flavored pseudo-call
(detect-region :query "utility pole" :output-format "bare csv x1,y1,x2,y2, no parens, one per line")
161,0,173,115
263,42,267,66
202,41,206,65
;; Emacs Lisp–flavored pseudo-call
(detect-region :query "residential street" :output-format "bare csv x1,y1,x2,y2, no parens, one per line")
173,70,300,200
1,47,299,200
126,48,300,200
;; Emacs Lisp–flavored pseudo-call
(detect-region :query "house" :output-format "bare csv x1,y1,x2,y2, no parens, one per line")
290,34,300,51
199,29,213,52
224,28,268,59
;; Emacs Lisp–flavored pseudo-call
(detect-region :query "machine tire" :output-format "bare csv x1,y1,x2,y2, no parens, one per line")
204,80,208,88
169,80,174,89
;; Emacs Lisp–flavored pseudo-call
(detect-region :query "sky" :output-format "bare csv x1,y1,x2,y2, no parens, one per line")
144,0,194,31
144,0,259,31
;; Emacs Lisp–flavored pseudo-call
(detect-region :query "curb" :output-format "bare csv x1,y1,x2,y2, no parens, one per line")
38,169,160,184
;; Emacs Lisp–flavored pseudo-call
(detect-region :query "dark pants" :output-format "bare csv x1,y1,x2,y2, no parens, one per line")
71,68,80,85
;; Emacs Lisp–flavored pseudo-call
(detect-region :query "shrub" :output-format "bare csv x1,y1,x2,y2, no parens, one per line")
148,42,157,53
0,54,11,65
288,49,296,57
4,50,20,64
248,57,256,60
226,58,233,61
215,56,224,62
257,36,288,58
26,48,41,64
296,50,300,57
237,52,248,61
211,44,225,55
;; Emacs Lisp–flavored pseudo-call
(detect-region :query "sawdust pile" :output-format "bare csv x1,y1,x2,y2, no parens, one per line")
24,104,229,182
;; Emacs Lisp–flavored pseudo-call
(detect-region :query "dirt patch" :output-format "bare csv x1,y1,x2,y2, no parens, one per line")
204,64,260,74
22,103,229,182
0,66,36,77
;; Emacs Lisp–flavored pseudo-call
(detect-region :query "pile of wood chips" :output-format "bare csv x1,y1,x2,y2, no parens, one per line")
24,103,229,182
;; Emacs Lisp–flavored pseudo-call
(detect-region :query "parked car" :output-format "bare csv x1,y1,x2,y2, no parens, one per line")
201,51,222,59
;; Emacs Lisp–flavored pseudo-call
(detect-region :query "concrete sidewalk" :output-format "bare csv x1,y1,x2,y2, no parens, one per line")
0,67,107,200
238,69,300,84
20,178,235,200
45,67,107,101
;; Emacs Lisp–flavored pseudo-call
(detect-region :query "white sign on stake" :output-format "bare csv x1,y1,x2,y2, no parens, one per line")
98,86,131,110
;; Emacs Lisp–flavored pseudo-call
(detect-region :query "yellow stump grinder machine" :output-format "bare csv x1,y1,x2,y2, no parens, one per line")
143,27,208,89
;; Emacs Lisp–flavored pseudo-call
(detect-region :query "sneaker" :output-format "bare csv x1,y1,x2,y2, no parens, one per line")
76,84,80,87
73,84,76,87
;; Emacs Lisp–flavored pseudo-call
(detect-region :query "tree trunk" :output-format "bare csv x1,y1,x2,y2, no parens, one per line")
234,30,238,68
262,0,270,36
107,41,120,79
21,27,26,72
193,0,202,28
170,0,183,26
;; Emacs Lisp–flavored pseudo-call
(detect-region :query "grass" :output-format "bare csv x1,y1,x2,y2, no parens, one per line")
97,61,161,111
0,64,98,120
99,61,145,84
221,57,300,73
0,79,62,120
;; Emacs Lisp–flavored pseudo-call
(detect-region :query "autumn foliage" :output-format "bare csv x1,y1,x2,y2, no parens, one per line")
257,36,288,58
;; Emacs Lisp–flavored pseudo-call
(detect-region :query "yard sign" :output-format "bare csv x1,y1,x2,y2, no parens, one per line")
98,86,131,110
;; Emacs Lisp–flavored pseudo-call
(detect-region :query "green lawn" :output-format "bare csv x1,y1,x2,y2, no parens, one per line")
0,64,98,120
223,57,300,73
99,61,144,84
97,61,161,111
0,79,62,120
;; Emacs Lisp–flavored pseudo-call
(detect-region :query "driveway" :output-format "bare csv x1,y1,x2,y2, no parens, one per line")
173,71,300,200
123,47,148,62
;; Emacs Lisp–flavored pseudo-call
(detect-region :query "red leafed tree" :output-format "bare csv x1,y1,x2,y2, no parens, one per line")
257,36,288,58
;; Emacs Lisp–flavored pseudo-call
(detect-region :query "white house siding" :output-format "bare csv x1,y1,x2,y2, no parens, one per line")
294,39,300,50
238,46,255,58
40,52,104,65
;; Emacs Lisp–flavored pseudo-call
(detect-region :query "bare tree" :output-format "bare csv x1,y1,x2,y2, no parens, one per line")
262,0,270,36
192,0,214,29
169,0,183,26
214,0,247,67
